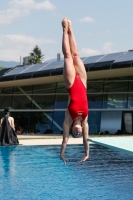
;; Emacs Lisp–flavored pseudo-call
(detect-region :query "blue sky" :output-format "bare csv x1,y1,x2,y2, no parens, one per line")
0,0,133,62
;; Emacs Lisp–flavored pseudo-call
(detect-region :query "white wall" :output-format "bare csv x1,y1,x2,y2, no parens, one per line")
100,111,122,134
124,113,132,133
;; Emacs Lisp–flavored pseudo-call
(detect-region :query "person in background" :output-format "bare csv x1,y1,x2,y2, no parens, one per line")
16,127,23,135
0,107,19,146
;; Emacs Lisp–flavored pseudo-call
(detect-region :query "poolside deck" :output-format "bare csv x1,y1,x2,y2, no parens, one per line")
18,134,84,146
17,134,133,155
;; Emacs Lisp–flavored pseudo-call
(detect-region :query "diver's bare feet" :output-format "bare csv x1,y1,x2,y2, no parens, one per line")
62,17,68,32
67,18,72,33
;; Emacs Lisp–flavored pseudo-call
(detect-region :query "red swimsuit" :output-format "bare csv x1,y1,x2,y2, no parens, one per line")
67,75,88,121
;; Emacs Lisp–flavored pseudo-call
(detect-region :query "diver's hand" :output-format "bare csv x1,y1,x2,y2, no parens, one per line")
60,155,67,164
79,155,88,163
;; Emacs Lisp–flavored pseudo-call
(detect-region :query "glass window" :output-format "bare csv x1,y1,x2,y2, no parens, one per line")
11,112,55,134
103,94,127,108
52,111,65,133
1,87,13,94
14,86,33,94
55,95,68,109
122,111,133,133
0,96,12,109
56,82,67,93
88,94,103,108
104,82,128,92
87,82,103,93
105,77,129,81
88,111,101,134
29,112,54,134
34,83,56,94
12,96,32,109
128,94,133,108
33,95,55,109
129,82,133,92
11,112,30,133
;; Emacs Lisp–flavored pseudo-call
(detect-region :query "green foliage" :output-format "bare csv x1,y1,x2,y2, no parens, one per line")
0,66,5,70
28,45,44,64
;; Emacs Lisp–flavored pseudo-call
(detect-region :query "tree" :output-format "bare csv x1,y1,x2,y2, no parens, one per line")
29,45,44,64
0,66,5,70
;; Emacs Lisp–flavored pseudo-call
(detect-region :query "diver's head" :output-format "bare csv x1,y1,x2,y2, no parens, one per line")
70,124,83,138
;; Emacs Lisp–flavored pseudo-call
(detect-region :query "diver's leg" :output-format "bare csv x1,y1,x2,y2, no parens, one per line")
67,18,87,86
62,18,75,88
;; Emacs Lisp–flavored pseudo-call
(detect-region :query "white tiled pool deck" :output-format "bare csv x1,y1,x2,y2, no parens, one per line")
18,134,85,146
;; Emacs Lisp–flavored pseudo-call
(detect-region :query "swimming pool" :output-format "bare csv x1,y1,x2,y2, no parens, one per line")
0,144,133,200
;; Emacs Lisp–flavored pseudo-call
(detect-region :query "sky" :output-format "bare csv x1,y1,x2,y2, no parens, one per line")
0,0,133,63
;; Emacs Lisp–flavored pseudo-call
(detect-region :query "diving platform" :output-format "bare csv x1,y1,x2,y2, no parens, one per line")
89,136,133,156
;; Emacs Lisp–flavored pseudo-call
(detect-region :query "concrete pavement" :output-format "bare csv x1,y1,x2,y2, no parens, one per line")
17,134,133,149
18,134,85,145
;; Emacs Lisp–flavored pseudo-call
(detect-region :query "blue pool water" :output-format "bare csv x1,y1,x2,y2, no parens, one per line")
0,144,133,200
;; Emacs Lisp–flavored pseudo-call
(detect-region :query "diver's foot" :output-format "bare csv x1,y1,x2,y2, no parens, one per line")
62,17,68,32
67,18,72,33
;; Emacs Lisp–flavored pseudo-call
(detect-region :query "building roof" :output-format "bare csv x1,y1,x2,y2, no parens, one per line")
0,50,133,82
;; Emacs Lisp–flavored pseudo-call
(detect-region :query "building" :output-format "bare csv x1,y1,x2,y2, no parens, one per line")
0,50,133,134
23,56,31,65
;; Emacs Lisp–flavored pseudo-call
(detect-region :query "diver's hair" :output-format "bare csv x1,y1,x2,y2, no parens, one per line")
69,125,82,138
3,107,12,116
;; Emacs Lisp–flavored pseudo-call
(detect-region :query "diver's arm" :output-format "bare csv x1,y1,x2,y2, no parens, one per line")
79,118,89,162
60,120,70,164
60,111,71,164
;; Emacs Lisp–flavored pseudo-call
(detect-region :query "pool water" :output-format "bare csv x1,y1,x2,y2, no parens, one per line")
0,144,133,200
